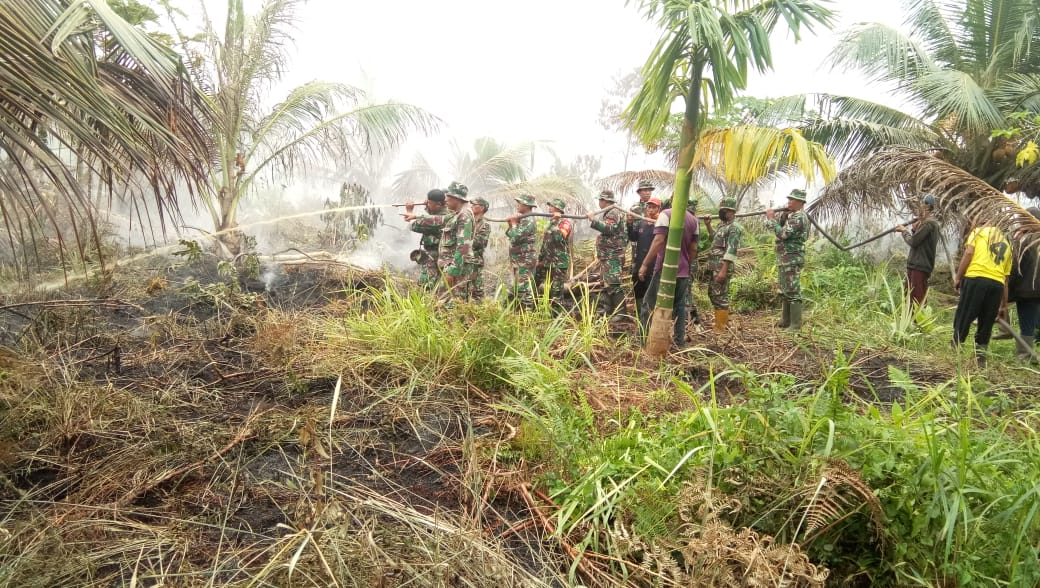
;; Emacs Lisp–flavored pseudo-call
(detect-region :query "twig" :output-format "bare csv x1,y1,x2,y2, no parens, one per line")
0,298,145,314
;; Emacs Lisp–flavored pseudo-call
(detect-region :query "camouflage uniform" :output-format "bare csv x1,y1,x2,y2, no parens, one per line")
707,220,742,310
507,216,538,307
438,183,475,299
590,194,627,315
410,214,445,288
536,198,572,305
766,189,810,330
467,214,490,301
768,209,808,302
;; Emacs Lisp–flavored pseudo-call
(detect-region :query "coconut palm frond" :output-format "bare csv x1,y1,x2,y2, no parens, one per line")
391,153,441,201
916,69,1005,135
456,139,537,190
694,125,837,185
993,73,1040,112
825,22,936,87
596,170,677,198
483,175,590,212
0,0,213,269
814,146,1040,255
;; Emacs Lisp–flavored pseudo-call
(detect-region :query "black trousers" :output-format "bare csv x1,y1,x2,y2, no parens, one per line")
953,276,1004,347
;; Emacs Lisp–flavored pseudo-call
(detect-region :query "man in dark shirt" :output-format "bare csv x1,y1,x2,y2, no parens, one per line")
628,196,661,326
894,195,940,307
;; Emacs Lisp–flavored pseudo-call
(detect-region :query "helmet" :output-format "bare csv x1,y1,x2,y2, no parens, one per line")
514,193,537,207
719,197,737,211
598,189,616,203
546,197,567,211
637,180,655,191
787,189,808,202
446,181,469,201
470,196,490,209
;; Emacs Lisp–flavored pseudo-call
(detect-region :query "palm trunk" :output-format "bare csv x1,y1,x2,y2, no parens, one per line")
646,58,704,356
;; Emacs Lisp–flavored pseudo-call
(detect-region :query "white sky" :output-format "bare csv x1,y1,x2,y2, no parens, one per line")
270,0,907,176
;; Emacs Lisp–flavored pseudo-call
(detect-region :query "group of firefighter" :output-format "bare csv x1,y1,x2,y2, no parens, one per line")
401,179,1040,362
401,179,812,345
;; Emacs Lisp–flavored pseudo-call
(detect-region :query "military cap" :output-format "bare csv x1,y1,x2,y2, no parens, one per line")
446,181,469,201
637,180,655,191
546,198,567,212
598,189,616,203
787,189,808,202
426,189,446,203
719,197,737,211
514,193,537,207
470,196,490,209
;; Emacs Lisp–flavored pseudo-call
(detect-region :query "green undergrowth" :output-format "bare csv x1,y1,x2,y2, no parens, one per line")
319,282,1040,587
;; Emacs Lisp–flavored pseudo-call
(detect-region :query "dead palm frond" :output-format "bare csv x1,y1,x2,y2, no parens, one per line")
795,460,885,546
814,146,1040,257
596,169,679,199
0,0,214,271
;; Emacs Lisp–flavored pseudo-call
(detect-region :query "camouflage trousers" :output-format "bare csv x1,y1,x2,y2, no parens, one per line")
466,263,484,301
512,264,536,308
778,263,803,302
599,257,624,296
536,266,568,305
708,275,732,310
417,252,440,289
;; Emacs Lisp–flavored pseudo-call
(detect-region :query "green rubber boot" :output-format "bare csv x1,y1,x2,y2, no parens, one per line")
778,300,791,329
786,301,802,331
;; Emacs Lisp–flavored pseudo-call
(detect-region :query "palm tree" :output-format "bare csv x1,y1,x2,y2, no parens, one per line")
625,0,835,355
0,0,213,273
173,0,437,253
767,0,1040,207
392,137,589,212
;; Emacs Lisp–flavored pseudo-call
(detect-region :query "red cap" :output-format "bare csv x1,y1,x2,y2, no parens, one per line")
647,197,662,206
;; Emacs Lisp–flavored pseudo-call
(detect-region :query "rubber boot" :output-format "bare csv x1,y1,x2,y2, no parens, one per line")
786,301,802,331
778,300,791,329
713,309,729,334
1017,335,1036,362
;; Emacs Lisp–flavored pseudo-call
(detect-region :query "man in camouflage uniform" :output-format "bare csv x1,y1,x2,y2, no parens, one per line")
588,189,627,316
403,189,447,289
536,198,572,308
704,197,742,333
438,181,475,299
465,196,491,301
506,193,538,308
628,181,657,327
765,189,810,331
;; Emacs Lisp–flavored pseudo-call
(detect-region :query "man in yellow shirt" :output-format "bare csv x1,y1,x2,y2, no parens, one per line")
953,224,1013,365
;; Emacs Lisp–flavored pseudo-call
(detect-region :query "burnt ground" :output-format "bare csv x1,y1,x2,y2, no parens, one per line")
0,257,564,585
0,257,965,585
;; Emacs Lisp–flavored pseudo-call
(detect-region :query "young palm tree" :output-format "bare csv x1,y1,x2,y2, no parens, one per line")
176,0,437,253
768,0,1040,205
0,0,213,272
625,0,835,355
